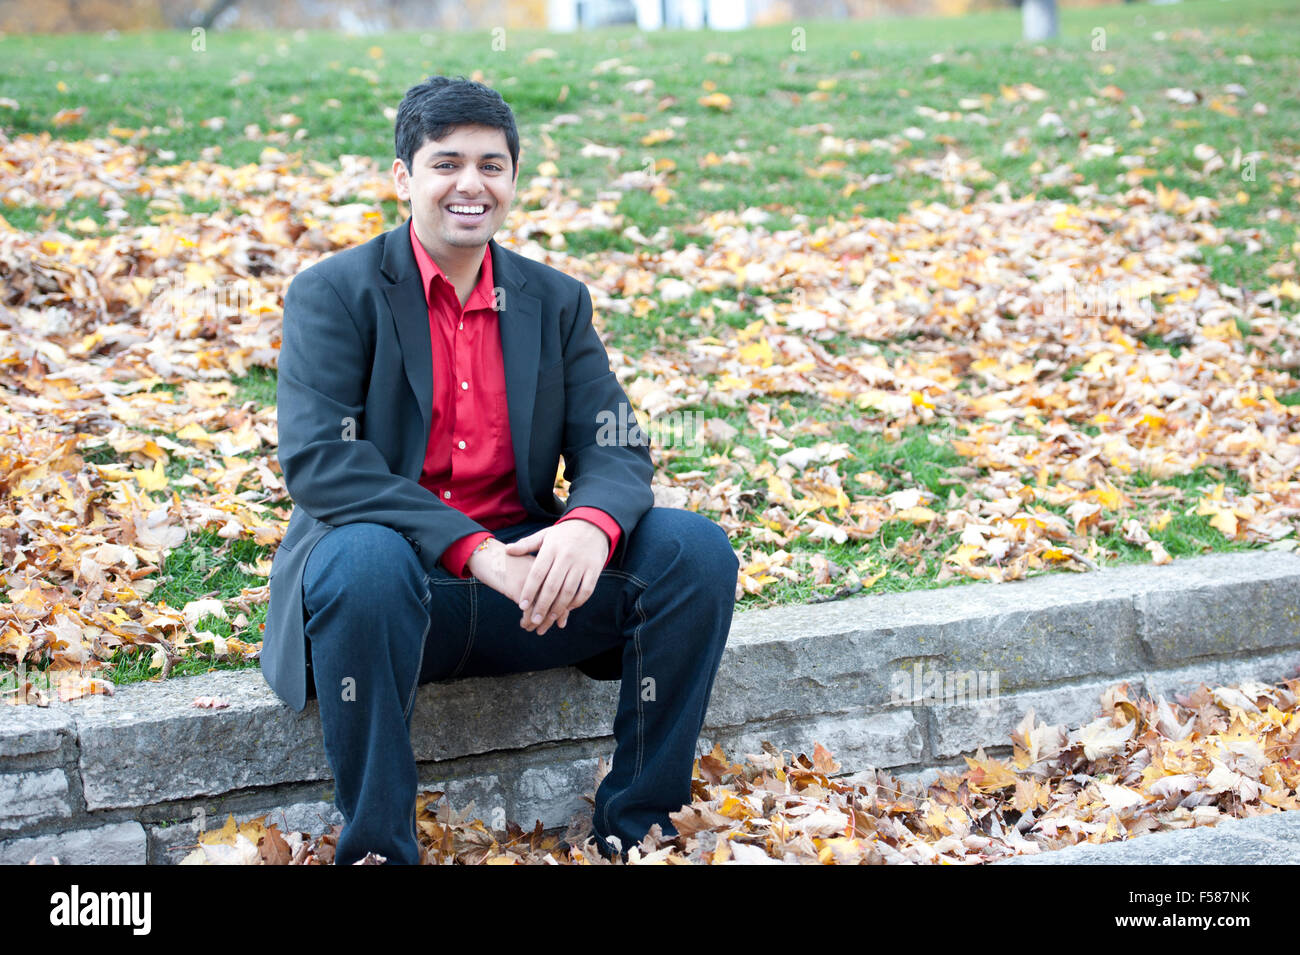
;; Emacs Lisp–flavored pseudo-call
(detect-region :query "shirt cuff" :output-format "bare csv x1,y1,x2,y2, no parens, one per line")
442,531,493,579
556,507,621,568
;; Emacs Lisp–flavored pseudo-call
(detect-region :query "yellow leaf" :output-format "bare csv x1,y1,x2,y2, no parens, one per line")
964,754,1018,793
1146,540,1172,564
765,474,796,507
1209,509,1238,538
932,264,962,289
640,128,674,146
1002,362,1036,384
1088,480,1128,510
185,261,217,286
1156,181,1177,211
200,812,268,848
135,459,170,492
1052,212,1084,231
52,106,86,126
738,338,774,367
176,423,215,444
718,795,754,819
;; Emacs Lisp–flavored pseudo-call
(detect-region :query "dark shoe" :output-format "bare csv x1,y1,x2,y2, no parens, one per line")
593,831,627,863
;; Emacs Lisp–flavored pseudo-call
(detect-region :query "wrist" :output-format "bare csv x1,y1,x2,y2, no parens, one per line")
464,537,498,578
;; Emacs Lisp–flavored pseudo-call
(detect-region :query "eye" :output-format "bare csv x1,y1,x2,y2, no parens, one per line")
433,162,503,171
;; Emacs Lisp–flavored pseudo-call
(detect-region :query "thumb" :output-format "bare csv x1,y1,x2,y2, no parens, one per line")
504,529,544,553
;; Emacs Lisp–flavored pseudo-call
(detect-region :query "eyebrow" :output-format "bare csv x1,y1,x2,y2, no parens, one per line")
427,150,510,163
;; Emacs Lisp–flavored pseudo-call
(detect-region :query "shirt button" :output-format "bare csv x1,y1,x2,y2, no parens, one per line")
458,440,466,449
461,381,468,390
443,491,451,499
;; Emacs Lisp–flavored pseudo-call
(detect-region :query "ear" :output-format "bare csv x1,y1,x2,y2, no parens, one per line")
392,157,410,200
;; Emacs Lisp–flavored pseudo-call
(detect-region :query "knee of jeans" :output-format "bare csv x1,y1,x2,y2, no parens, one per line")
670,511,739,583
310,523,424,606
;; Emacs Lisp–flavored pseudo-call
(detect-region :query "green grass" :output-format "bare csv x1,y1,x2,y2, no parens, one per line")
105,525,271,684
3,0,1296,276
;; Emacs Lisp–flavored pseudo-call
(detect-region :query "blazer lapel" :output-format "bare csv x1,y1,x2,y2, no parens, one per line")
489,236,542,509
380,220,543,509
381,221,434,458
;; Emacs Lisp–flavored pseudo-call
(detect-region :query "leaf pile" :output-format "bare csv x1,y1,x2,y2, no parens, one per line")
553,186,1300,594
2,126,1298,686
167,675,1300,865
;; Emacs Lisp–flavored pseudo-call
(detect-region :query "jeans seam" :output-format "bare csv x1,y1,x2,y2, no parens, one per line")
407,581,434,856
600,580,649,843
446,580,478,681
601,568,651,590
403,583,432,723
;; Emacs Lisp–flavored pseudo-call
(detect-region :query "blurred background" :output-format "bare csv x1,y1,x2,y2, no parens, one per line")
3,0,1159,34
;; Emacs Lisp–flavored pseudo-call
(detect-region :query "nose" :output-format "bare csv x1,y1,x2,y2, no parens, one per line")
455,166,484,195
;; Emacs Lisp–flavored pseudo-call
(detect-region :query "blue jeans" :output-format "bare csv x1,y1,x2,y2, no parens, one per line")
301,506,738,865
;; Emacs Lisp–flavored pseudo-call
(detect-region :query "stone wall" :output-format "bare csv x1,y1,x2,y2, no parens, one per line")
2,550,1297,863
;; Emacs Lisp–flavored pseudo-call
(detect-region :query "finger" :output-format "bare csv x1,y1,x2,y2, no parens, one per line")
540,568,582,635
569,564,599,612
505,530,542,556
522,553,561,632
555,567,591,629
529,563,565,630
531,555,577,632
517,541,551,611
517,549,552,623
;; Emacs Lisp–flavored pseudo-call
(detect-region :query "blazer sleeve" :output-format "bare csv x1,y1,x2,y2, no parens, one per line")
276,266,488,575
555,282,655,566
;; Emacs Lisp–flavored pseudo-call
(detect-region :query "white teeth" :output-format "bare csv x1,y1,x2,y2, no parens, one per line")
449,205,486,214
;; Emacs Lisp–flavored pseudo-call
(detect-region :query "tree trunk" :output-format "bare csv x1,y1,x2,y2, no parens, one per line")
197,0,238,29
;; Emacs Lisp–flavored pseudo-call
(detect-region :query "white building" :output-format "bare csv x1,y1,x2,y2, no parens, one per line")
547,0,763,30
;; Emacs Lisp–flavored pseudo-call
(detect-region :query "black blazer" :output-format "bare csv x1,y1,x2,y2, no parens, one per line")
262,219,655,712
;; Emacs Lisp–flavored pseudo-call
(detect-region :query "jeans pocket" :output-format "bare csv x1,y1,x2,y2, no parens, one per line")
424,577,477,682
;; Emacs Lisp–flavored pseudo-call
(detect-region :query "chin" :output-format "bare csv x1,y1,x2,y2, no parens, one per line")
444,230,488,246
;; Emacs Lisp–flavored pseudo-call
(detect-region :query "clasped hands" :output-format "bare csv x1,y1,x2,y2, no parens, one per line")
463,520,609,635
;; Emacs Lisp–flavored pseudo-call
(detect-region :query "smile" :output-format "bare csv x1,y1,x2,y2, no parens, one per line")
447,204,489,222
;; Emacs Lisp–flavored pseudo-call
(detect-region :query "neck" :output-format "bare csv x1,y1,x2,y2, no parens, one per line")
412,220,487,287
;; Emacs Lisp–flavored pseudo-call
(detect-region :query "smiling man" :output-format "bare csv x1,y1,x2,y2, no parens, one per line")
263,75,740,865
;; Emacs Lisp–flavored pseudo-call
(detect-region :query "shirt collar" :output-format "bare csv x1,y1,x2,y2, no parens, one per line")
409,219,495,312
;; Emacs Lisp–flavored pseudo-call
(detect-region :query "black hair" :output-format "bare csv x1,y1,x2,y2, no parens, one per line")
393,75,519,181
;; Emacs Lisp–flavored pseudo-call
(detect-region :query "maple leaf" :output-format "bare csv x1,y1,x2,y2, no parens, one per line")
964,750,1018,793
1071,717,1137,760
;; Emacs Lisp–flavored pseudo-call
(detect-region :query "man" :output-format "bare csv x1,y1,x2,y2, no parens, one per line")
262,75,739,865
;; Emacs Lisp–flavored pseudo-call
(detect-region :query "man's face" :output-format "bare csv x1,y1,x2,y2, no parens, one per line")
392,123,517,264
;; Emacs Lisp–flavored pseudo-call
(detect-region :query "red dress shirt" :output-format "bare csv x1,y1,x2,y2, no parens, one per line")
410,224,621,578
